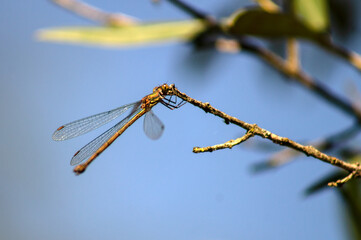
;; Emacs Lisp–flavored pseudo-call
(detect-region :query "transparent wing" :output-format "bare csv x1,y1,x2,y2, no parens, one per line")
143,110,164,140
70,105,143,166
53,101,139,141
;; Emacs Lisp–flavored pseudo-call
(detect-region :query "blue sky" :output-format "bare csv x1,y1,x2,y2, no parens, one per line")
1,1,361,239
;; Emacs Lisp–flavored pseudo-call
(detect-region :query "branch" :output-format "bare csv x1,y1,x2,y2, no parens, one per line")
164,0,214,22
164,0,361,73
328,167,359,187
316,37,361,73
286,38,300,73
216,37,361,122
169,84,361,180
253,123,361,173
165,1,361,123
193,127,256,153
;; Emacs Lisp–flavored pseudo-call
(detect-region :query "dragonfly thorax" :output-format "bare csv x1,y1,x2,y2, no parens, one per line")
141,84,172,111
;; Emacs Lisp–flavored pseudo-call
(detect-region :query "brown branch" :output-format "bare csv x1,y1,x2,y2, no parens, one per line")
232,38,361,122
328,166,360,187
164,0,214,22
253,123,361,173
213,38,361,122
316,37,361,73
164,0,361,75
169,84,361,181
193,127,256,153
286,38,299,73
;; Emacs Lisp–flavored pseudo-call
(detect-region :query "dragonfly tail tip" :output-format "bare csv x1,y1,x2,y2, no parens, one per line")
73,165,86,175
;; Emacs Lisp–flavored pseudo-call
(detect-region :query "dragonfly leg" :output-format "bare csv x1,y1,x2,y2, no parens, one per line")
161,96,185,110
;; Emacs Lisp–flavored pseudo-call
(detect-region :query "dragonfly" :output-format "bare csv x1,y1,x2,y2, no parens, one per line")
52,84,183,174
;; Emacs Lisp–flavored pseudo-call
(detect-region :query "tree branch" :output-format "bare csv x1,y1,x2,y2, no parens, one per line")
328,167,359,187
286,38,300,73
169,84,361,182
193,127,256,153
164,0,214,22
316,37,361,73
216,37,361,122
253,123,361,173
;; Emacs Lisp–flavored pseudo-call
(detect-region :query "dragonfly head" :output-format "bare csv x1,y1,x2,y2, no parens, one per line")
154,83,172,97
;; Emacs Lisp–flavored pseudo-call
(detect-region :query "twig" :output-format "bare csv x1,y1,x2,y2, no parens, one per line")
193,127,256,153
256,0,361,73
165,0,214,22
50,0,137,26
165,0,361,73
169,84,361,180
316,37,361,73
328,166,359,187
286,38,299,73
215,37,361,121
234,38,361,122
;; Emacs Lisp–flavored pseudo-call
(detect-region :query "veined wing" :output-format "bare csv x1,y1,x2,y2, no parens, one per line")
143,110,164,140
53,102,139,141
70,104,144,166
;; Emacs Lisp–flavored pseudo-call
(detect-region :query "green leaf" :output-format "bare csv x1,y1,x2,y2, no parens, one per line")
36,20,207,48
224,8,327,40
293,0,329,32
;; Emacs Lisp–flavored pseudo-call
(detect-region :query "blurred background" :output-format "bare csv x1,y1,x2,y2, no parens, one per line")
1,0,361,239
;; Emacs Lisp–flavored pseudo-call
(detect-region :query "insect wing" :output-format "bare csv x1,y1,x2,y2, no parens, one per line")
70,106,143,166
143,110,164,140
53,102,139,141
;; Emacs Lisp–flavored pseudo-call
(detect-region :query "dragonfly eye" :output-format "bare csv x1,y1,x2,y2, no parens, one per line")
160,84,171,95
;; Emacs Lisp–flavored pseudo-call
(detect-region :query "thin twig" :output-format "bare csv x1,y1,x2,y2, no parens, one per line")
213,37,361,123
169,84,361,179
235,38,361,122
50,0,137,26
166,0,361,73
165,0,214,22
193,127,256,153
328,167,359,187
216,37,361,121
286,38,299,73
316,37,361,73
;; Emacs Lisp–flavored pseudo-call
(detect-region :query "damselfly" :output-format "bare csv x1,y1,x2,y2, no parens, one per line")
53,84,183,174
